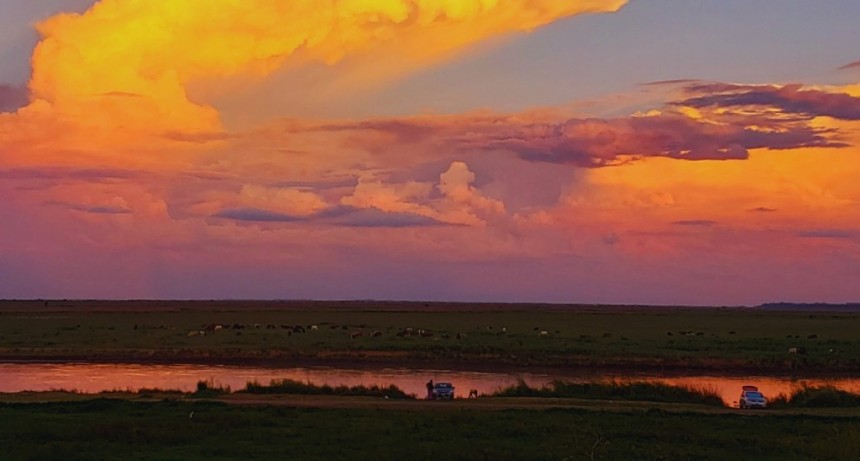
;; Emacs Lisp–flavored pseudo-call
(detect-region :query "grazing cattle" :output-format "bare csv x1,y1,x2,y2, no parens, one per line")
666,332,673,336
311,325,319,331
539,330,548,336
501,327,507,333
789,347,798,354
468,389,479,398
350,330,363,339
728,331,736,335
371,331,382,338
808,334,818,339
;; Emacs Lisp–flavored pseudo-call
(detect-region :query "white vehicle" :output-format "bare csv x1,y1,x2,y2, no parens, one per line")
739,385,767,409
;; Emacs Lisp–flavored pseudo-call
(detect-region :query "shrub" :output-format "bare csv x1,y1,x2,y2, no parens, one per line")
243,379,413,399
492,379,724,406
191,379,229,398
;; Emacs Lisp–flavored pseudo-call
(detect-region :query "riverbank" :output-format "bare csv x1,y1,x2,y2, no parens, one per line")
1,393,858,460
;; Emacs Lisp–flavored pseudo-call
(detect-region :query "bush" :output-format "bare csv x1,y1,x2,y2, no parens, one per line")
243,379,413,399
191,379,229,398
492,379,724,406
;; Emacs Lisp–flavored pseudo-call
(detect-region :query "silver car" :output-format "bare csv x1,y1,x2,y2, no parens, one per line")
739,386,767,409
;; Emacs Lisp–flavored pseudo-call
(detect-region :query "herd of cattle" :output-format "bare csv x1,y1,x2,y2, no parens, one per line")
182,324,555,339
184,323,457,339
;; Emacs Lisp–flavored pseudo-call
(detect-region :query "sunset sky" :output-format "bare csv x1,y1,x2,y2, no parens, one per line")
2,0,859,305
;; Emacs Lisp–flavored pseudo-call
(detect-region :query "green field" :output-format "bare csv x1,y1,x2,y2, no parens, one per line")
1,301,858,372
1,397,858,461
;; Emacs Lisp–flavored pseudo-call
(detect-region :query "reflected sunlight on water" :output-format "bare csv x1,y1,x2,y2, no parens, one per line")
1,363,858,405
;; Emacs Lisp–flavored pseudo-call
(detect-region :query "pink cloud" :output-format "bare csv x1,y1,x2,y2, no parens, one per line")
838,60,860,71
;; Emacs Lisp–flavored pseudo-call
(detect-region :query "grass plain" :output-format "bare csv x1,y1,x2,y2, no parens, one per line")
2,300,860,460
1,397,858,461
1,300,858,372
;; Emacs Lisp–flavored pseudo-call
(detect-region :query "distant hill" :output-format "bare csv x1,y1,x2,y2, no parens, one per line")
759,302,860,312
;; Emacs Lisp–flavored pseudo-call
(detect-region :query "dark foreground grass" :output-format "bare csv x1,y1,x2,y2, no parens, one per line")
494,379,725,406
243,379,413,399
1,399,858,461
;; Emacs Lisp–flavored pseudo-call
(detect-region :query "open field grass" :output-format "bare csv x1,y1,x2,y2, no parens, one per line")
1,300,858,372
0,395,858,461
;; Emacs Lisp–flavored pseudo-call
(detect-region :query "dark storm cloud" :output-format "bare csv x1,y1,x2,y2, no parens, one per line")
680,83,860,121
672,220,717,227
797,229,855,240
214,207,303,222
214,205,444,228
0,167,143,181
641,79,699,86
457,114,835,167
45,200,132,215
297,82,854,168
324,206,444,228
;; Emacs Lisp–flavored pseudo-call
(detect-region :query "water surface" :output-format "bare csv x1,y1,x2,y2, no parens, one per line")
1,363,858,405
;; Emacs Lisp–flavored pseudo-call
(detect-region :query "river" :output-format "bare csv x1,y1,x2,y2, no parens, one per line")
1,363,858,406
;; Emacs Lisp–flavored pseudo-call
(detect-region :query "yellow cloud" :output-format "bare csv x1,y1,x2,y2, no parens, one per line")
26,0,626,134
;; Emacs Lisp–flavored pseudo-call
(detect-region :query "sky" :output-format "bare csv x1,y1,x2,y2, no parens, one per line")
1,0,859,305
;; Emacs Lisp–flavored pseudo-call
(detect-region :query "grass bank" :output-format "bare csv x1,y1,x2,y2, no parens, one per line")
1,398,858,461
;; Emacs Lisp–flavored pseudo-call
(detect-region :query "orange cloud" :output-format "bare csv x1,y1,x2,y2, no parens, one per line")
25,0,626,135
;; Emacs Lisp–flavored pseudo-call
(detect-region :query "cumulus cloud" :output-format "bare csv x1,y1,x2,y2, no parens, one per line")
340,161,504,226
24,0,625,134
438,161,505,216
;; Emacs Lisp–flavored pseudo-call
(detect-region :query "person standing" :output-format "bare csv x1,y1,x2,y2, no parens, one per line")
426,379,434,400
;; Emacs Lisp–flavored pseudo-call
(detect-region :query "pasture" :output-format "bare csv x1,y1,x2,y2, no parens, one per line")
0,300,858,372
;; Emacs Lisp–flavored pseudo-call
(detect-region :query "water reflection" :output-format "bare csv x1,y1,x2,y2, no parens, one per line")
1,363,858,405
